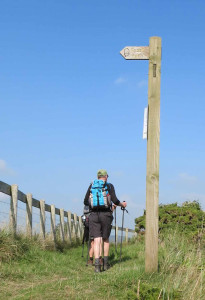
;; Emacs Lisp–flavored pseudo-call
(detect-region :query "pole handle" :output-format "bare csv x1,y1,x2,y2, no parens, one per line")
121,201,128,213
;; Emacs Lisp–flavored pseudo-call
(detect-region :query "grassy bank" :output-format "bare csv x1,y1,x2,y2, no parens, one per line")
0,230,204,299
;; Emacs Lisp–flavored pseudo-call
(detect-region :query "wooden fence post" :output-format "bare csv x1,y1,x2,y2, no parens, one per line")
67,211,72,244
77,216,81,240
9,184,18,235
73,214,78,242
40,200,45,241
50,205,56,247
116,226,118,245
26,193,32,238
78,216,83,240
60,208,65,242
125,228,129,243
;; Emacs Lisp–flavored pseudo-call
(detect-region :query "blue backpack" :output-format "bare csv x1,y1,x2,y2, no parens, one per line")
88,180,111,210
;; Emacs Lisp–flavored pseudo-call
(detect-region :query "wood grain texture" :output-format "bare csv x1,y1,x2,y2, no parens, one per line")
26,193,32,237
116,226,119,245
73,214,78,242
50,204,56,247
60,208,65,242
125,228,129,243
145,36,161,273
67,211,72,243
9,184,18,235
40,200,46,240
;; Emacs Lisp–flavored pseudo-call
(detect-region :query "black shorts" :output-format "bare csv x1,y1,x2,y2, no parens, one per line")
89,211,113,240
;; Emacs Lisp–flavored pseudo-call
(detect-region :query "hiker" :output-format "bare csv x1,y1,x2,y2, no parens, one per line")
82,205,103,266
84,169,127,273
87,204,117,266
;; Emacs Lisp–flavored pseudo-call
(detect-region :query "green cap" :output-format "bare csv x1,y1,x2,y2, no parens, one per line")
97,169,108,177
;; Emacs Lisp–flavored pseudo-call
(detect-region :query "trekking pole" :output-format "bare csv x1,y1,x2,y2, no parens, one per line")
86,236,91,266
81,215,86,257
120,202,128,263
82,230,85,257
114,208,117,253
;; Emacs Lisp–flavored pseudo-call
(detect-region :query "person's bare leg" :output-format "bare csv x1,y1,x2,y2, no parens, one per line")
89,240,94,258
87,240,94,266
103,238,110,271
94,237,101,272
99,237,103,266
99,237,102,257
94,237,101,259
103,238,109,256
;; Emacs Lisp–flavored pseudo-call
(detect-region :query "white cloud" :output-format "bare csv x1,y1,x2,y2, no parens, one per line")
0,159,15,176
114,77,127,85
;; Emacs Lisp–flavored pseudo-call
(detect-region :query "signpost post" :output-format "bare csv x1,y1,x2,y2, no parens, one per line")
120,36,162,273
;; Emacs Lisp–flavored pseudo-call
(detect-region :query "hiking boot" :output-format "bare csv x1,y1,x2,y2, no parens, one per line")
103,263,110,271
94,264,101,273
87,259,94,266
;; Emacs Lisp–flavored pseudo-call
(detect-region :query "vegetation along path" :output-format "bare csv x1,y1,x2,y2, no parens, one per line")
1,226,204,299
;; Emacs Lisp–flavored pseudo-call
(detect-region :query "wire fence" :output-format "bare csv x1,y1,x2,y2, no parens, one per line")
0,193,10,229
0,181,136,245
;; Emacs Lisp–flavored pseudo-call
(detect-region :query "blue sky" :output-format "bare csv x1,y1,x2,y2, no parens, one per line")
0,0,205,229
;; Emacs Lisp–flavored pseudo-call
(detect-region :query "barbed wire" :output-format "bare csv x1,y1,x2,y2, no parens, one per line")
32,212,40,217
17,205,26,212
0,211,9,215
16,205,40,218
0,200,10,205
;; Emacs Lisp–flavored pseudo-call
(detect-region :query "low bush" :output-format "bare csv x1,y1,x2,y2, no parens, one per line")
135,201,205,241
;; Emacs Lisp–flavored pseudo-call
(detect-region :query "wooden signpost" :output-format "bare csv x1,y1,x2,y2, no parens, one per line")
120,36,162,272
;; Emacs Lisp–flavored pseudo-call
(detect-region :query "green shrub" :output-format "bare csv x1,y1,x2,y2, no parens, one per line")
135,201,205,240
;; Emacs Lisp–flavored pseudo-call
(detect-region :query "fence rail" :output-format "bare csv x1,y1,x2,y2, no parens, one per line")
0,180,135,245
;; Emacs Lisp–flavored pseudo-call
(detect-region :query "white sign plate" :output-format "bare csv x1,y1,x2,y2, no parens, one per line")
143,107,148,140
120,46,149,60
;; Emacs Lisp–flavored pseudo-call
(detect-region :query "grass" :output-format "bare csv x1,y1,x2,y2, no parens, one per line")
0,230,204,299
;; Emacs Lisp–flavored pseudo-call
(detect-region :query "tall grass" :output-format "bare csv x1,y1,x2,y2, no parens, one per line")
0,229,204,299
157,230,204,299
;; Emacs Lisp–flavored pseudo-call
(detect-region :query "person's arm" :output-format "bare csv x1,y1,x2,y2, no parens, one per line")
84,184,92,206
109,184,127,208
112,204,117,212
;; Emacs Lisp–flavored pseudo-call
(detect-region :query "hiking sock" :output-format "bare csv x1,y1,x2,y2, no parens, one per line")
103,256,110,271
94,258,101,273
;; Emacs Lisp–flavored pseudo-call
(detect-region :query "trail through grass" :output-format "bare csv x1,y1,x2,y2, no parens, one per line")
0,231,204,299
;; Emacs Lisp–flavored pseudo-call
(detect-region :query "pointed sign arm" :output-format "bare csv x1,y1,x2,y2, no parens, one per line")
120,46,149,60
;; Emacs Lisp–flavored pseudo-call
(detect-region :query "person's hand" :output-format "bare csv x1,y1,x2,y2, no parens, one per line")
121,201,127,208
112,204,117,212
